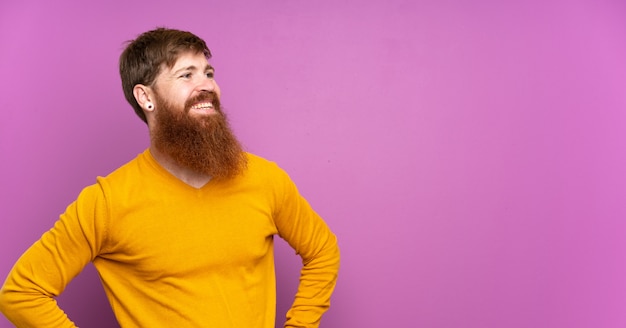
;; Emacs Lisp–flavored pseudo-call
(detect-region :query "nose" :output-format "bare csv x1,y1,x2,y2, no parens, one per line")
199,77,216,92
199,76,220,98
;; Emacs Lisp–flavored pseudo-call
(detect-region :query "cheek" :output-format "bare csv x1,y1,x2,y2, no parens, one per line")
214,83,221,97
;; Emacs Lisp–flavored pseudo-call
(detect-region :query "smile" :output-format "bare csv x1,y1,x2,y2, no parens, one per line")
190,102,214,110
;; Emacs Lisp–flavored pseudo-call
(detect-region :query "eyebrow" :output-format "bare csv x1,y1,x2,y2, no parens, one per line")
172,64,214,76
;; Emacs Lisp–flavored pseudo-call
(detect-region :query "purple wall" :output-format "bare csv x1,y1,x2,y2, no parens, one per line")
2,0,626,327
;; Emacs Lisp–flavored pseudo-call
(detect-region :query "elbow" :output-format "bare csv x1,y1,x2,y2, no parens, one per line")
0,284,29,320
0,286,11,318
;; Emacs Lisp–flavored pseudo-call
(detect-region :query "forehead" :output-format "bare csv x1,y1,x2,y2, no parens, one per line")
171,52,211,70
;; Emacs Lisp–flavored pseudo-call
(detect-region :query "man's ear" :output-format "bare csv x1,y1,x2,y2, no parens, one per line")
133,84,155,113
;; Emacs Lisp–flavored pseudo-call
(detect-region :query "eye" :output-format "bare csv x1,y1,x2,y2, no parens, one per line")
180,72,192,79
206,71,215,79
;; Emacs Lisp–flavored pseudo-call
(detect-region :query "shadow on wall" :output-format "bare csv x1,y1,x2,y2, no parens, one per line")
56,264,118,326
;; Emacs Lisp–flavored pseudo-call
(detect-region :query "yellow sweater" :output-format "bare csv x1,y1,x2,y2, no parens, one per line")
0,150,340,327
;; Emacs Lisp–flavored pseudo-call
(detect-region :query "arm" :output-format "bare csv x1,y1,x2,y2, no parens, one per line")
273,170,340,328
0,184,107,327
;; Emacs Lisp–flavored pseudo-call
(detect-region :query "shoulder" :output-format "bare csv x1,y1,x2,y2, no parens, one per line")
244,152,289,178
94,150,149,194
241,152,299,196
245,152,274,167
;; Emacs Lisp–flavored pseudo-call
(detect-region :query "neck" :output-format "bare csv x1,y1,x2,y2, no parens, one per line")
149,144,212,189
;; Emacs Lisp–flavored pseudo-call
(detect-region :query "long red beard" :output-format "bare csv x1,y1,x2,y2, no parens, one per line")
152,92,247,180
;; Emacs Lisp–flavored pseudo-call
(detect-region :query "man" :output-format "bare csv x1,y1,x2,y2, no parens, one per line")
0,28,340,327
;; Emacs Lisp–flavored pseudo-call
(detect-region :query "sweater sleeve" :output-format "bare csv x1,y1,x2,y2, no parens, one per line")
272,169,340,328
0,183,108,327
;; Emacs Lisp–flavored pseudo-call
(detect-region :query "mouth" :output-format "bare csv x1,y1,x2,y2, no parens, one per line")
189,101,216,115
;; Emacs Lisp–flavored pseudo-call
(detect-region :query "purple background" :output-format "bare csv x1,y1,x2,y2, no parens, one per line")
1,0,626,327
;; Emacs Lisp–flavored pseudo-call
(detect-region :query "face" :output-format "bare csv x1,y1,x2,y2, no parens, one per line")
148,51,247,180
152,51,221,118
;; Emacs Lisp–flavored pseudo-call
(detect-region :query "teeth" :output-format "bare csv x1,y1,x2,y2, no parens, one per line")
191,102,214,110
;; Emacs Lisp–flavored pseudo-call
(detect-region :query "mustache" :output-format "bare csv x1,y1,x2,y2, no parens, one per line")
184,91,221,113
